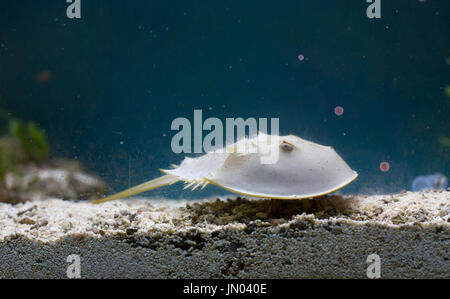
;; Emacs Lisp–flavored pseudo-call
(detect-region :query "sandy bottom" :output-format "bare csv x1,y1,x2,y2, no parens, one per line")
0,190,449,278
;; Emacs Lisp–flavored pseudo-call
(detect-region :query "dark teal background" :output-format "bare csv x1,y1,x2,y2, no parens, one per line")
0,1,448,198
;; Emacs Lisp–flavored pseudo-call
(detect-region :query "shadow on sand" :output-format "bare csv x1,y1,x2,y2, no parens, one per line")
184,195,356,225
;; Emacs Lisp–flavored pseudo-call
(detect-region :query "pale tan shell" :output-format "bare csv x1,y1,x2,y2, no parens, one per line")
163,133,358,199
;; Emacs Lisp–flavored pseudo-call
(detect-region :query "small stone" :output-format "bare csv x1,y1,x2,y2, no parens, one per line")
19,217,36,225
61,221,73,232
128,213,137,222
126,228,138,235
331,227,343,235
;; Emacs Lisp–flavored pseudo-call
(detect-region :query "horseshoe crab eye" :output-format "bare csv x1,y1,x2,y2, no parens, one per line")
280,141,294,152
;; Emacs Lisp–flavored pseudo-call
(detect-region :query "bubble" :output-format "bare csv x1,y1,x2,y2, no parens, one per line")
412,173,447,192
379,161,390,172
334,106,344,116
298,54,305,61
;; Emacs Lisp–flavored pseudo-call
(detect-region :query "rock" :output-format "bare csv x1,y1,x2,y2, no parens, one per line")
18,217,36,225
0,159,107,203
0,137,29,165
126,228,138,235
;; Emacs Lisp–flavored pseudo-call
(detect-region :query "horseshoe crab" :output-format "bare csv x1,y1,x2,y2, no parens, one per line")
92,133,358,205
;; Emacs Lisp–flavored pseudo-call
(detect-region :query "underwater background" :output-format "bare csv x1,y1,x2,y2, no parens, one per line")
0,0,448,199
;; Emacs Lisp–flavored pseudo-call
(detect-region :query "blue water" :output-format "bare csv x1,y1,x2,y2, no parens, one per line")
0,1,448,198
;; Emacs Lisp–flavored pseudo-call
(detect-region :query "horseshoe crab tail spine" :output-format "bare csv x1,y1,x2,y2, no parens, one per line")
91,174,179,204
